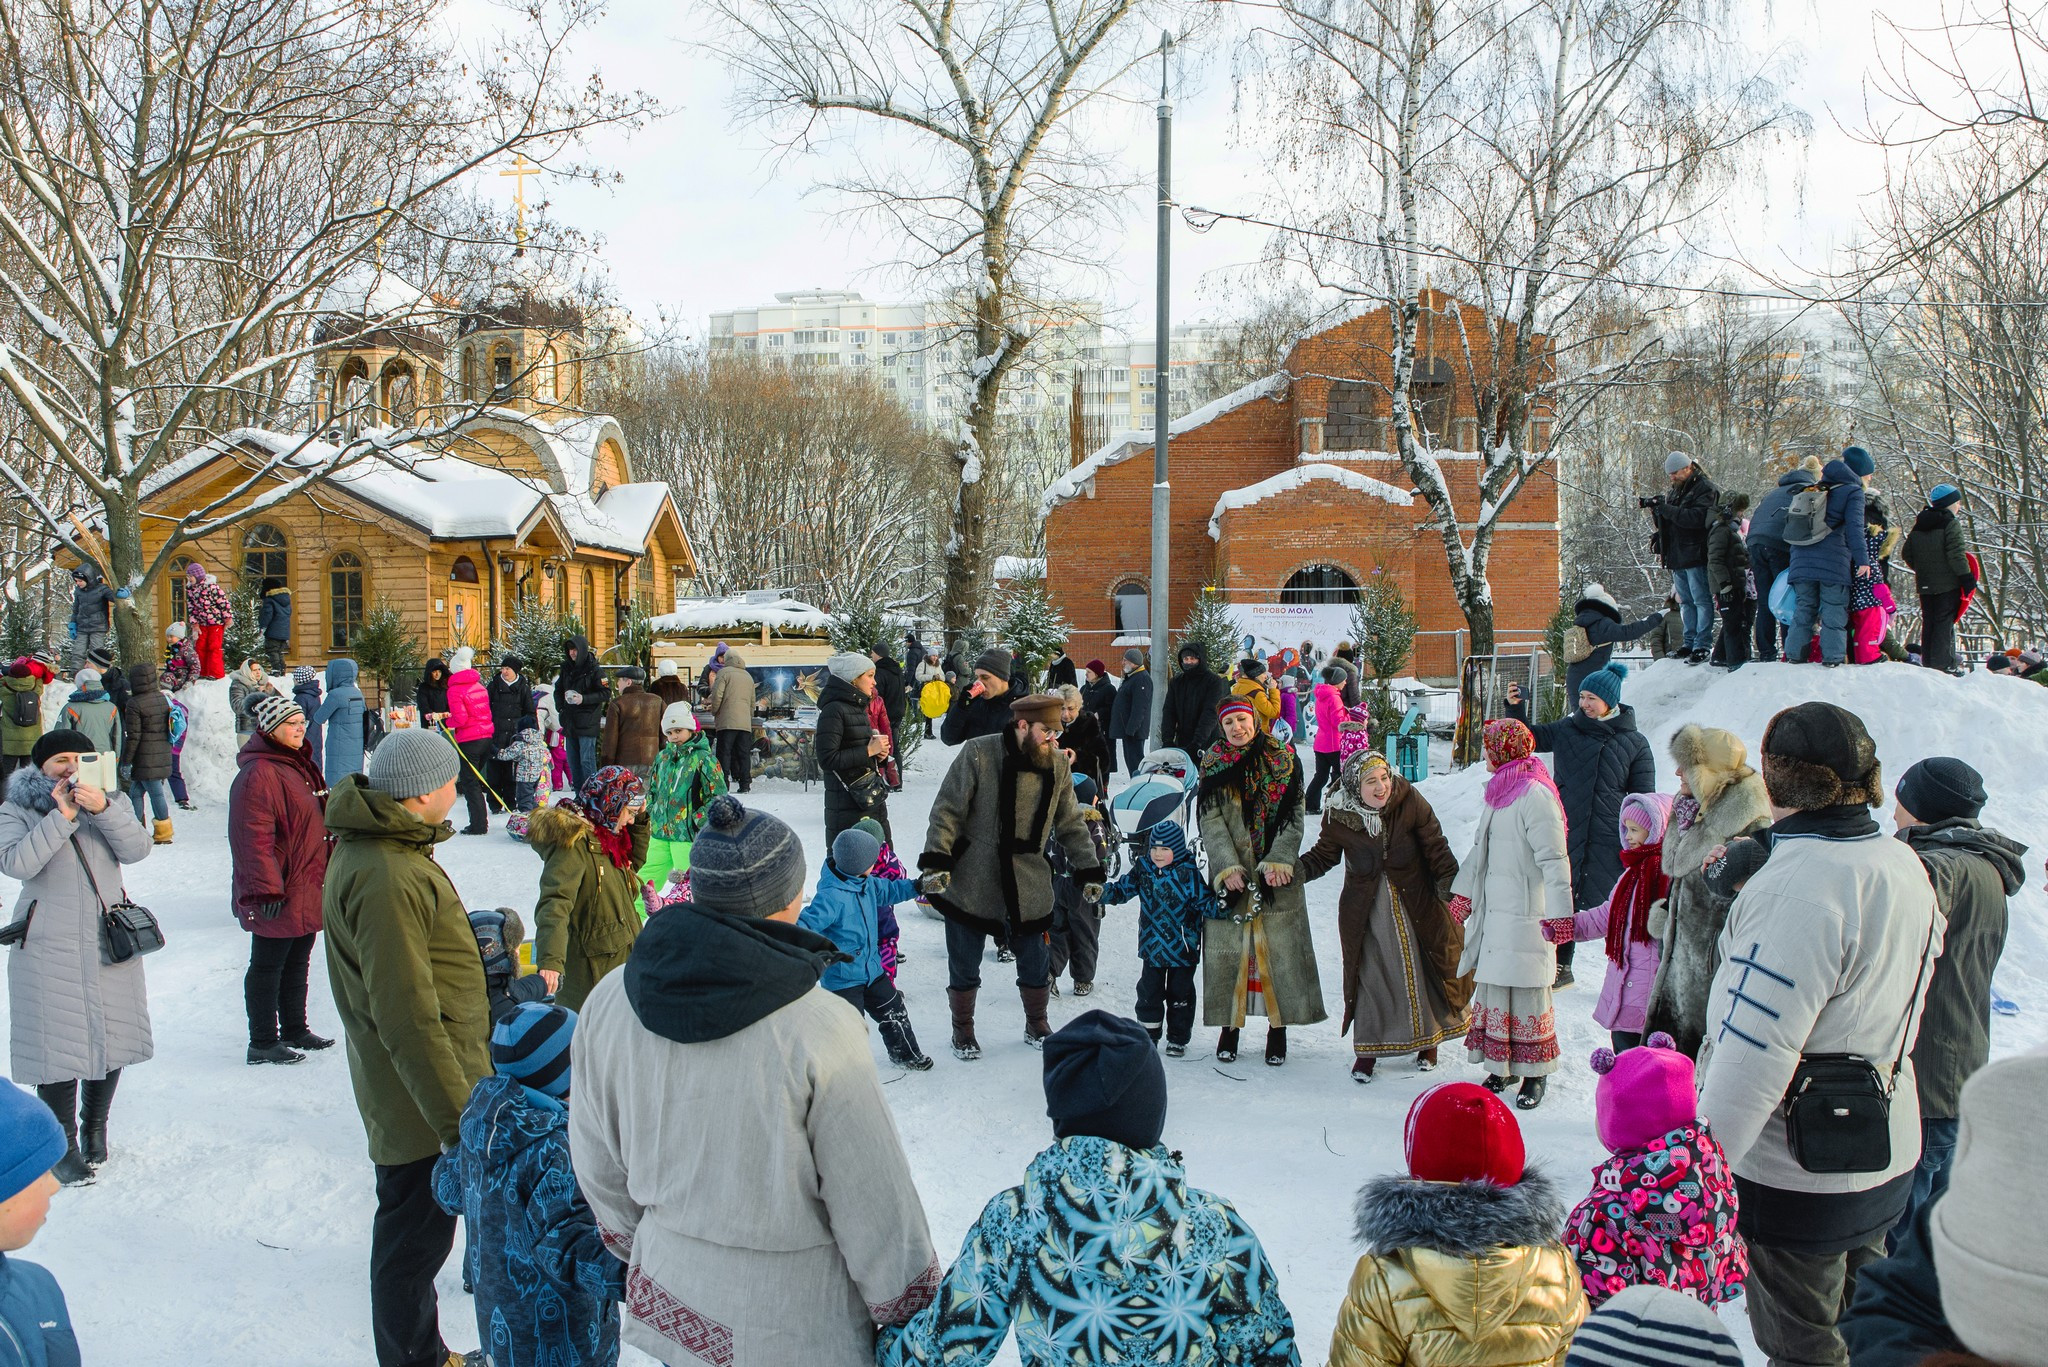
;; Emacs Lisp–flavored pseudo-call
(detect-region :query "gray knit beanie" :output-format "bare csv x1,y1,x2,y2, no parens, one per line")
1664,450,1695,476
690,795,806,918
827,652,874,684
365,727,460,801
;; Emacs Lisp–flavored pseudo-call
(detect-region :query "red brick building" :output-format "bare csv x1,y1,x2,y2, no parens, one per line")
1041,295,1559,680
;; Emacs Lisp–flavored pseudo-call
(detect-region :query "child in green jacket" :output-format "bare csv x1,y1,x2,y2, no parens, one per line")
638,703,725,900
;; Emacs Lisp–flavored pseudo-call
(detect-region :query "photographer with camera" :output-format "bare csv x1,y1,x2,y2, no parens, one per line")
1644,452,1721,663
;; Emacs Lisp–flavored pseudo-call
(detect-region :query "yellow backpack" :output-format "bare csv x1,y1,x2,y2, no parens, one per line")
919,679,951,719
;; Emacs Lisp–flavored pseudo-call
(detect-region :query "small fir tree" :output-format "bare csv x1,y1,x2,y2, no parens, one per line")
1177,588,1239,677
494,601,584,683
223,578,265,669
610,595,657,671
1349,571,1419,742
352,599,425,709
0,596,47,664
1540,596,1575,723
828,598,892,656
997,574,1070,682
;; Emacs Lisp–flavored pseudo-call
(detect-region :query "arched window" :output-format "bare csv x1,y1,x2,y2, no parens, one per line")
1280,564,1361,604
382,361,417,425
450,555,480,584
1411,357,1453,447
242,523,288,587
536,346,558,402
490,346,514,401
336,357,372,432
460,346,478,402
582,568,597,633
168,555,193,621
328,550,366,651
1112,580,1148,634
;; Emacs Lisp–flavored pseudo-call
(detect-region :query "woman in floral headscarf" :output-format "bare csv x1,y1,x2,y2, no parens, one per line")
1196,696,1325,1068
529,764,647,1010
1448,718,1572,1109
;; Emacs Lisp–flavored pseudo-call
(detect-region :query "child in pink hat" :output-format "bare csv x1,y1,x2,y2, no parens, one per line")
1562,1033,1748,1307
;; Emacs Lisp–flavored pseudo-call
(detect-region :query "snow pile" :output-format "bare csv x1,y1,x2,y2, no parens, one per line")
174,675,263,803
992,555,1044,581
1038,372,1289,517
1207,463,1414,538
649,596,833,637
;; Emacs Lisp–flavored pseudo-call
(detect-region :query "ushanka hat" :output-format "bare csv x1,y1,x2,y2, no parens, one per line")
1760,701,1882,810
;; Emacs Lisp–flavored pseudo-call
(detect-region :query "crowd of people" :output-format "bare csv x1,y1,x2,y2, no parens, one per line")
0,549,2038,1367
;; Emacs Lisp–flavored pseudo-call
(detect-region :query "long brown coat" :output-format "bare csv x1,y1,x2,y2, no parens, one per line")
1299,774,1470,1031
920,726,1104,932
600,685,665,769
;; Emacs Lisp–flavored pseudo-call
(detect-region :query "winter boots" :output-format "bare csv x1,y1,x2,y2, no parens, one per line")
948,988,981,1061
282,1030,334,1051
1216,1028,1240,1063
151,818,173,845
1019,985,1052,1049
1352,1055,1376,1083
1417,1047,1439,1071
876,1008,934,1072
1265,1028,1287,1067
1516,1076,1547,1110
35,1079,95,1186
79,1071,118,1168
247,1042,305,1065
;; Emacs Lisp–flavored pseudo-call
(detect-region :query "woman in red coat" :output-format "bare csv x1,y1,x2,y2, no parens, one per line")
228,692,334,1065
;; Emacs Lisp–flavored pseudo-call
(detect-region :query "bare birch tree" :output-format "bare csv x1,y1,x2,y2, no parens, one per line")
1242,0,1795,651
0,0,653,660
708,0,1178,646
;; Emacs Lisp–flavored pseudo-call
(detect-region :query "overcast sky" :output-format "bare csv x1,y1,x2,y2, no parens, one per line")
507,0,1909,342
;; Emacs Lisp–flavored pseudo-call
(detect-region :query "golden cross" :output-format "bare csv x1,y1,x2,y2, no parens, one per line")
500,154,542,247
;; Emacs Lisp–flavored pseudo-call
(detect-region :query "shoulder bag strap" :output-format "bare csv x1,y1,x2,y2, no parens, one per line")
1887,901,1941,1091
68,833,108,915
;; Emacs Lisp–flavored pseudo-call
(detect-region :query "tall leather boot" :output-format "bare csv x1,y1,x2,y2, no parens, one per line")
876,1008,934,1072
1265,1027,1288,1066
1019,985,1052,1049
34,1081,92,1186
79,1069,119,1168
947,988,981,1061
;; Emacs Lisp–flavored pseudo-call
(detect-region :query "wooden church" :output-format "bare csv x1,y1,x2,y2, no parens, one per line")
128,258,694,668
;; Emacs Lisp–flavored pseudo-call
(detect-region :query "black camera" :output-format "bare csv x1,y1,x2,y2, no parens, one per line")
1638,495,1661,509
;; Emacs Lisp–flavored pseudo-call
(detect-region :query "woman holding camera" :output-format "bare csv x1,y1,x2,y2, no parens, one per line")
0,729,154,1185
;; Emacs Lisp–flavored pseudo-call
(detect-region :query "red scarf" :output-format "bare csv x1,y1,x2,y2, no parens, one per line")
569,800,638,872
1605,840,1670,966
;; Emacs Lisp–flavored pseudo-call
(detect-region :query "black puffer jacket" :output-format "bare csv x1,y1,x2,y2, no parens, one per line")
553,636,608,739
813,674,880,828
1706,505,1751,605
870,649,906,738
1081,675,1116,732
1652,467,1719,571
487,667,537,745
120,663,174,782
1562,589,1661,697
1160,643,1229,757
413,658,450,721
1107,669,1151,742
1505,697,1656,909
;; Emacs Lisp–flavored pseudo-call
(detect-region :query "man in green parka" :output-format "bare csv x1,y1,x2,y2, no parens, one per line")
1903,483,1975,674
322,727,489,1367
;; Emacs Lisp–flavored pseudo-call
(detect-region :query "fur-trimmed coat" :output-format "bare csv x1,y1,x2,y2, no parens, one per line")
920,727,1103,933
529,802,642,1012
1198,742,1328,1028
1328,1167,1585,1367
1644,726,1772,1059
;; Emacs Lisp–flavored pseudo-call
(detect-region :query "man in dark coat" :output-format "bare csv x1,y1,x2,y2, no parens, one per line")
1159,640,1228,759
940,648,1019,745
257,577,292,672
921,694,1105,1060
1504,663,1655,987
1043,648,1078,691
485,655,536,803
869,643,907,741
1648,452,1720,661
67,564,115,671
1888,758,2027,1243
1745,462,1818,661
1105,649,1150,777
1706,492,1752,669
1561,584,1662,698
1902,485,1974,674
553,635,608,790
1786,453,1869,666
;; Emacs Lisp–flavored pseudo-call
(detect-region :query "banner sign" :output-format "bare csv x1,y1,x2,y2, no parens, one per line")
1223,602,1357,666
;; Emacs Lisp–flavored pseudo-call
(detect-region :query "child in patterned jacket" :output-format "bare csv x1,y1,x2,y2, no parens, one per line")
1563,1032,1747,1308
498,720,553,812
1098,818,1216,1056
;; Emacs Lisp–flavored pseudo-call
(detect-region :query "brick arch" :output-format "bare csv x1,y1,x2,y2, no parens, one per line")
1274,556,1370,598
1102,572,1150,635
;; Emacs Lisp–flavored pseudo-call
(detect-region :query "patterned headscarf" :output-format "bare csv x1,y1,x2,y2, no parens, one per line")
1198,727,1302,863
1483,718,1535,766
1482,718,1563,817
574,765,646,870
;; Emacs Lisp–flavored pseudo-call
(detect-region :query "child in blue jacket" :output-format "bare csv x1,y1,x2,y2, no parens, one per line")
799,825,933,1071
1099,819,1217,1056
433,1003,624,1367
0,1077,76,1366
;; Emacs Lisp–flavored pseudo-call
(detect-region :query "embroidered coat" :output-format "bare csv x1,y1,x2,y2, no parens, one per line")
1197,743,1327,1028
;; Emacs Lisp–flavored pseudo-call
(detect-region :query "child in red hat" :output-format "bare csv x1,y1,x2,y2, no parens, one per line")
1329,1081,1586,1365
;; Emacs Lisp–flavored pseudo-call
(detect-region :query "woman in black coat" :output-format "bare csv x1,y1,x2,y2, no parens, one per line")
1056,685,1110,797
412,658,450,727
813,662,889,845
486,655,537,807
1080,661,1116,733
1503,665,1655,986
869,645,907,741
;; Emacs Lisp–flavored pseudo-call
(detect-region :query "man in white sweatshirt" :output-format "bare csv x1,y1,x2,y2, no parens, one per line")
1696,701,1942,1367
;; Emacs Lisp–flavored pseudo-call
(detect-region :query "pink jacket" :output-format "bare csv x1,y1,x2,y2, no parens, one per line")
446,668,494,743
1568,899,1660,1034
1312,683,1345,754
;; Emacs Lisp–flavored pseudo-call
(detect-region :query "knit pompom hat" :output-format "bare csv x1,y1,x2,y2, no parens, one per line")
1580,661,1628,711
1929,483,1962,510
449,646,474,673
1404,1081,1525,1187
1565,1285,1743,1367
831,825,881,879
249,693,305,736
1590,1033,1698,1154
659,701,696,734
1842,444,1876,477
690,795,805,919
365,727,460,801
292,665,318,688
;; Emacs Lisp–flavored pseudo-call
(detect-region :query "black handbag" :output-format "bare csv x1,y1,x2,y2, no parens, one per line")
845,766,890,811
0,901,34,948
74,836,164,965
1781,906,1938,1174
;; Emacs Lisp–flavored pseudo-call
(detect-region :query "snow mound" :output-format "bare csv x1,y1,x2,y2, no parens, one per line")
175,676,266,803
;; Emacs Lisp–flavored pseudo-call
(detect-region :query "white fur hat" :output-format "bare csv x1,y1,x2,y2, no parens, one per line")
165,622,187,640
450,646,474,673
657,659,678,678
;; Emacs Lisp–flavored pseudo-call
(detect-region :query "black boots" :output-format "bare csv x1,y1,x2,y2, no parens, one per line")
876,1008,934,1071
1216,1028,1240,1062
247,1042,305,1065
282,1030,334,1051
1352,1055,1376,1083
1265,1028,1287,1066
79,1071,118,1168
1517,1076,1548,1110
948,988,981,1061
36,1080,94,1186
1483,1072,1512,1094
1019,985,1052,1049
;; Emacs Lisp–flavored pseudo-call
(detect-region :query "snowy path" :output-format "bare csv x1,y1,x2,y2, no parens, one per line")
9,658,2046,1364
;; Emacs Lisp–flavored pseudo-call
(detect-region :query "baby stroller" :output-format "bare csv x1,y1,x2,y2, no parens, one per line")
1106,747,1203,878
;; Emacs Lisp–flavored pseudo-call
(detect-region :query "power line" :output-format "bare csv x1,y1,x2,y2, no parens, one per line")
1181,205,2048,311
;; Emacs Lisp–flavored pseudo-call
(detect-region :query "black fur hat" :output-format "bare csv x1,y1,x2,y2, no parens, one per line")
1761,701,1882,810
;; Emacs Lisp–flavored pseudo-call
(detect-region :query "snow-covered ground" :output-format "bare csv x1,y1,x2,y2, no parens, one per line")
8,659,2046,1364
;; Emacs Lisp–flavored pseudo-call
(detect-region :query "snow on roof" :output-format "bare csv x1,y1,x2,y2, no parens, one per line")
596,483,673,546
1039,372,1289,518
1207,462,1415,539
261,432,550,539
649,596,835,637
317,263,428,320
993,556,1045,581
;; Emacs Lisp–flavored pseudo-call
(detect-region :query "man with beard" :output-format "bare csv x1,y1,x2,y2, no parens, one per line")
919,694,1106,1060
